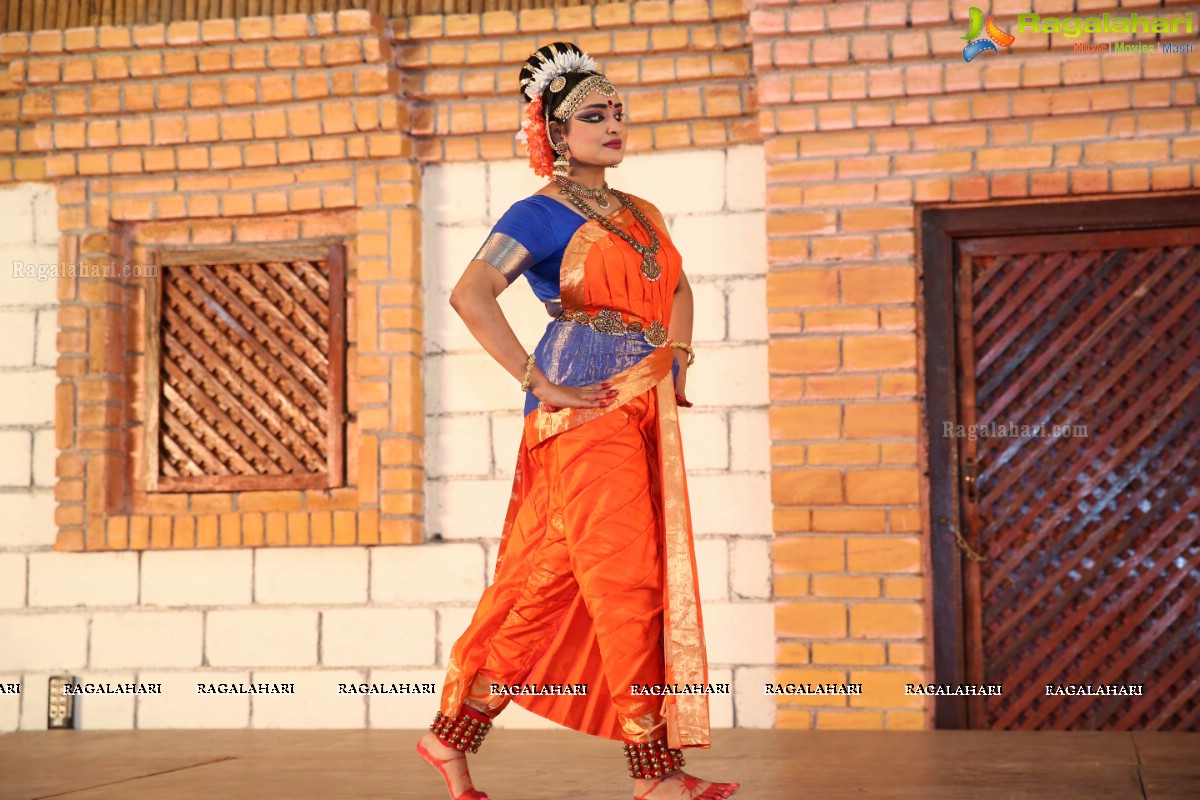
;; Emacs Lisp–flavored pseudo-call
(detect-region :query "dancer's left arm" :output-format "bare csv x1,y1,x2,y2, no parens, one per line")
669,270,693,401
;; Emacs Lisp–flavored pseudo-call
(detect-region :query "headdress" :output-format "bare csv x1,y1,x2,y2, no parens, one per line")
516,44,619,178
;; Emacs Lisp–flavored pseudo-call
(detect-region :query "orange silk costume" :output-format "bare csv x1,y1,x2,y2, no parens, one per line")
439,193,711,750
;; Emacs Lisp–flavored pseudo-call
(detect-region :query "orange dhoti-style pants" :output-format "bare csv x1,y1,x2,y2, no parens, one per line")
440,388,669,743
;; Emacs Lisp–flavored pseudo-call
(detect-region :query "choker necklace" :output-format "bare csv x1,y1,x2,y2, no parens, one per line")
555,175,612,209
555,177,662,281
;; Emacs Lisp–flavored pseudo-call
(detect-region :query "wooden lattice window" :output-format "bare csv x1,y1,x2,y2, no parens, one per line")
144,243,347,493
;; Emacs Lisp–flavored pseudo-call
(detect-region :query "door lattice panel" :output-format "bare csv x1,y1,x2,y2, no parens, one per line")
148,248,346,493
957,229,1200,730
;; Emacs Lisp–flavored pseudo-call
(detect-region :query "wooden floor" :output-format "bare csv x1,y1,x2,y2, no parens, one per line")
0,728,1196,799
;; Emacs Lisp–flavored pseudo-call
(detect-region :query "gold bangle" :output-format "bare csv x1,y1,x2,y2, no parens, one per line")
519,353,536,392
669,342,695,366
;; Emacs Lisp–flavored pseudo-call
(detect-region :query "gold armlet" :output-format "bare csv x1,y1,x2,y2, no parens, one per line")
669,342,695,366
519,354,537,392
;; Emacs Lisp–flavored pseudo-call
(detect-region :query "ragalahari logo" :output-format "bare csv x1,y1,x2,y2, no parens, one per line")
962,7,1016,62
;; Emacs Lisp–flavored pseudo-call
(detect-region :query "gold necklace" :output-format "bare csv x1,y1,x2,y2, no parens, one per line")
555,175,612,209
556,182,662,281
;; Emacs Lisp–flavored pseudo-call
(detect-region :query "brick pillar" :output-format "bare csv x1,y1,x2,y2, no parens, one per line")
754,0,927,730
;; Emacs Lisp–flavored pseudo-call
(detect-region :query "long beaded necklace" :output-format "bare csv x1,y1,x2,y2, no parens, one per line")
554,175,662,281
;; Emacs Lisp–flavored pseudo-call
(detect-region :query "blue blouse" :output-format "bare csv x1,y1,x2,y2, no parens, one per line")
476,195,592,308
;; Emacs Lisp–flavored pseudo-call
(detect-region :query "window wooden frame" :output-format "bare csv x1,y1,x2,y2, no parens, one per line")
142,242,347,494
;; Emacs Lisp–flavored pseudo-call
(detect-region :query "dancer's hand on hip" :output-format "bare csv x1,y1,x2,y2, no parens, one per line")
534,380,618,413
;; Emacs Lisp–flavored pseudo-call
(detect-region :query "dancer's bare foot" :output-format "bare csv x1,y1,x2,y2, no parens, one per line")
633,768,740,800
416,730,488,799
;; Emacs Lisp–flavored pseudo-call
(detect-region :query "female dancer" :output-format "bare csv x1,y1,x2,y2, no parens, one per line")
416,42,740,800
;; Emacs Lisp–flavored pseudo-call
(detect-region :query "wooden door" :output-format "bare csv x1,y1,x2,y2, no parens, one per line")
922,197,1200,730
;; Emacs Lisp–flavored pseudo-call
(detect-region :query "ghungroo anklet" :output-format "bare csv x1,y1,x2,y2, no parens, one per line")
623,737,685,779
429,705,493,753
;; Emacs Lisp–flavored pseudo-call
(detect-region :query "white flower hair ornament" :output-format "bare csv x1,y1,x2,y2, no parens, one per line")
523,50,598,102
515,49,599,144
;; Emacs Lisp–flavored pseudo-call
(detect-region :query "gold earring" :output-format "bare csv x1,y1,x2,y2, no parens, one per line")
553,141,570,177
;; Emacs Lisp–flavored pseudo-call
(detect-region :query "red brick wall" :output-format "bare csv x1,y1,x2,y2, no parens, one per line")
0,11,423,550
393,0,754,161
755,0,1198,729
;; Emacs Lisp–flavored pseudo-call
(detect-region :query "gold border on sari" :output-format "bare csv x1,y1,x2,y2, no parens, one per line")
654,372,711,748
558,205,629,309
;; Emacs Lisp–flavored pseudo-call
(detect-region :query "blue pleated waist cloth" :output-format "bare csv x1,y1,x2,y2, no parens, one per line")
524,319,681,418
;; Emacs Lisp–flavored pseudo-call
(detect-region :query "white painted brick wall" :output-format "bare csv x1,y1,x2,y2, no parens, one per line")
618,151,727,215
141,550,254,607
489,412,525,480
702,602,774,666
724,145,763,211
0,552,25,607
205,610,319,668
27,552,140,607
34,309,56,368
255,548,368,605
0,311,36,367
726,146,766,212
424,148,773,732
427,414,492,476
0,186,59,617
727,278,768,342
0,430,32,487
0,184,54,244
731,537,772,601
90,611,205,669
684,343,769,407
321,608,436,666
425,477,513,541
0,493,56,548
371,541,486,603
694,537,730,602
730,410,771,473
672,212,767,278
0,177,60,733
0,613,89,671
689,474,772,536
688,279,727,342
678,410,729,471
426,352,528,415
31,429,56,488
0,371,56,426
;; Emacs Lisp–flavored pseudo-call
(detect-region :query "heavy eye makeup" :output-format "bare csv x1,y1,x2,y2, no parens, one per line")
579,112,624,123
